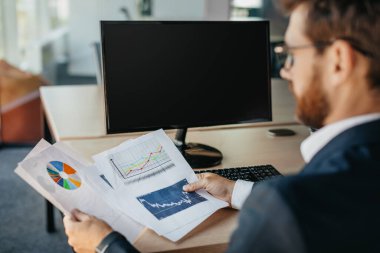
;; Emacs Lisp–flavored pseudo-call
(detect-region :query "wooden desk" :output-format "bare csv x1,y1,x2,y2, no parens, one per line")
40,78,296,141
63,124,310,252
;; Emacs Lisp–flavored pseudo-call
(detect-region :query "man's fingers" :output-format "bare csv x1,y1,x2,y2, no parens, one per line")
63,215,74,230
183,177,208,192
72,209,91,222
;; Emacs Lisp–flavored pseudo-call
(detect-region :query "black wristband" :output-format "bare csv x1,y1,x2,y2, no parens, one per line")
96,231,126,253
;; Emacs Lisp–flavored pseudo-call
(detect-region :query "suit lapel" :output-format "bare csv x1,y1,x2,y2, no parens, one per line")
301,119,380,174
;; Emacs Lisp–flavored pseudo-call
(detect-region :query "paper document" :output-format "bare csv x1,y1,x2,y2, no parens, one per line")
15,130,228,242
16,140,143,242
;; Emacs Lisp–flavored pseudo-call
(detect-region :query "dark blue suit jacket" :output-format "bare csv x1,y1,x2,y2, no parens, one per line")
228,119,380,253
105,119,380,253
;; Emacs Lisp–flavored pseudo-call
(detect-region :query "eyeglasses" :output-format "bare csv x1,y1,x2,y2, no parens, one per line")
274,42,332,71
274,37,375,71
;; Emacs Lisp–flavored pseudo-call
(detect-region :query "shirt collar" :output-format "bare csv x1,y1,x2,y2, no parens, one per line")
301,113,380,163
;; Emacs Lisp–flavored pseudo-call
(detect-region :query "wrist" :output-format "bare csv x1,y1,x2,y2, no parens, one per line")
227,180,236,205
96,231,124,253
231,180,254,209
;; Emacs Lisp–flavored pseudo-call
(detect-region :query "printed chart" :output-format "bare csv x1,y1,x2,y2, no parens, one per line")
109,139,175,183
137,179,207,220
47,161,81,190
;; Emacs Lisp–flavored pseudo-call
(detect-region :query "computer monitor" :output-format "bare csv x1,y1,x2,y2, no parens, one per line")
101,21,272,168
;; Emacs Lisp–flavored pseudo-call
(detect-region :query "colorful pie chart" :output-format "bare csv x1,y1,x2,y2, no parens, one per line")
47,161,81,190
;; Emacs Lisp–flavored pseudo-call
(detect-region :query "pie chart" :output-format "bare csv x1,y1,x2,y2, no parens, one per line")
47,161,81,190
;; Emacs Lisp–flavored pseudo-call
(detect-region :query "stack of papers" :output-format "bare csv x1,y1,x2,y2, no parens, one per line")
15,129,228,242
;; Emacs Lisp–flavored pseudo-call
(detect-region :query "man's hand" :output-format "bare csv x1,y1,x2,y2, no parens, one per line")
63,209,113,253
183,173,235,205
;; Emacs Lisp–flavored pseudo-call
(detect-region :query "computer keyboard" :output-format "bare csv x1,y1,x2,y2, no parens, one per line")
194,165,282,182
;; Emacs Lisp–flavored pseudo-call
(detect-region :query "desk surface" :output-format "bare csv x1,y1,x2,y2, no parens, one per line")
40,78,296,141
63,124,309,252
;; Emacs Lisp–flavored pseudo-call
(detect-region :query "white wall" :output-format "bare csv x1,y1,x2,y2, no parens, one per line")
204,0,231,20
153,0,204,20
68,0,231,76
68,0,139,75
153,0,230,20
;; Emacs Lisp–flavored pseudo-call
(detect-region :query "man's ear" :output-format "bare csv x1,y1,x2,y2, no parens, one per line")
327,40,355,88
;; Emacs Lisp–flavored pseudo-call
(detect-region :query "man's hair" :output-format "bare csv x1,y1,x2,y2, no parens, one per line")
279,0,380,88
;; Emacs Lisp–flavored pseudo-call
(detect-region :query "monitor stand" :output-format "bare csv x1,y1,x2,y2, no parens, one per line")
173,128,223,169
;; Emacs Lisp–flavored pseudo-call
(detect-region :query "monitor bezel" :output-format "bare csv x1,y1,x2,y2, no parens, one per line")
101,20,272,134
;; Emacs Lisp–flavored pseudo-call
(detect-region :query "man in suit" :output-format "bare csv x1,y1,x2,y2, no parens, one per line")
63,0,380,252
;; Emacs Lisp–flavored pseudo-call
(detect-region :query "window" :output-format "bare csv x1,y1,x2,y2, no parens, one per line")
46,0,69,29
12,0,69,72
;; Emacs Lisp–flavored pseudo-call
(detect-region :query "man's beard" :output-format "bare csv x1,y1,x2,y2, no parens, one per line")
293,67,330,129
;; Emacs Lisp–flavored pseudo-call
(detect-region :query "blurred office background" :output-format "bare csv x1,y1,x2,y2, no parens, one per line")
0,0,287,85
0,1,288,252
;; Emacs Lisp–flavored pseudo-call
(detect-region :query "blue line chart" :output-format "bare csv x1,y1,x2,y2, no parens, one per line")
136,179,207,220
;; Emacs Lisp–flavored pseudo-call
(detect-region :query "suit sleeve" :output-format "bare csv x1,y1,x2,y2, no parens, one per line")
101,232,139,253
226,182,306,253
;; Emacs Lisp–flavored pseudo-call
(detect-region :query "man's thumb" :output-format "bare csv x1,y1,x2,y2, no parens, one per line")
183,180,206,192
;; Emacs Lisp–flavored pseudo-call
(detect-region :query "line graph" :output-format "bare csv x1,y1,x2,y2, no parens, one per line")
137,179,207,220
108,139,175,183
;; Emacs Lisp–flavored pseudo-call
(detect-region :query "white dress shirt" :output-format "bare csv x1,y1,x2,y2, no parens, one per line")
230,113,380,210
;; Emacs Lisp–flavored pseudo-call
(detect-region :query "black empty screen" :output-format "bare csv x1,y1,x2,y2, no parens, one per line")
102,21,271,133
